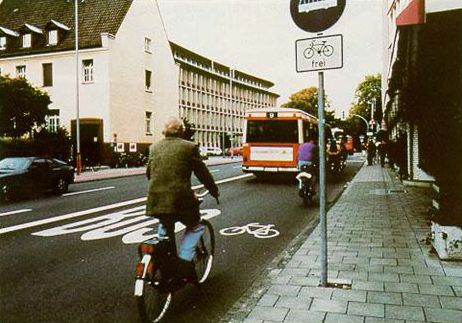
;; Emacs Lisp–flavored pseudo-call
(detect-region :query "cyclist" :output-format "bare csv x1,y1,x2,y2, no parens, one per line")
297,136,319,193
146,117,219,286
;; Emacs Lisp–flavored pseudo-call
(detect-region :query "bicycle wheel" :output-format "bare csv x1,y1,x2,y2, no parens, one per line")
136,267,172,323
303,47,315,59
219,226,245,236
323,45,334,57
194,219,215,283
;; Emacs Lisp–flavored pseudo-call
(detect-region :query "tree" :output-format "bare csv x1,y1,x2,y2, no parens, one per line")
0,75,51,138
283,86,338,125
349,73,382,123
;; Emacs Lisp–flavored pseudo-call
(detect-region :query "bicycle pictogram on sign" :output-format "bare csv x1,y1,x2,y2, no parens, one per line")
303,40,334,59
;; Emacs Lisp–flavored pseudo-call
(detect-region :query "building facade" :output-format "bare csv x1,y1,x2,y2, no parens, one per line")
383,0,462,225
0,0,178,164
0,0,278,164
171,42,279,150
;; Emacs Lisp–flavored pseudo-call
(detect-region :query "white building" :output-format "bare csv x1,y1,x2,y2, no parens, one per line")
0,0,279,164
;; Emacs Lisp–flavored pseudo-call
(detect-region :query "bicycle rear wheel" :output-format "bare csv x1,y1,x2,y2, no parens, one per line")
194,219,215,283
136,267,172,323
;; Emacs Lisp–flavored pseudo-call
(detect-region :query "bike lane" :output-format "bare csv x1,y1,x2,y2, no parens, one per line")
0,161,362,323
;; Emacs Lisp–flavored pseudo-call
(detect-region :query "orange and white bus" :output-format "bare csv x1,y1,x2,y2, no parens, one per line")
242,107,323,176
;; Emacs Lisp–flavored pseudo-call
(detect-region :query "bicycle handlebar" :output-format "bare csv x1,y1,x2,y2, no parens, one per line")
195,189,220,205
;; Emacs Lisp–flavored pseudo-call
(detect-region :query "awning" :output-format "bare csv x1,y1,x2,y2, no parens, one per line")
396,0,425,26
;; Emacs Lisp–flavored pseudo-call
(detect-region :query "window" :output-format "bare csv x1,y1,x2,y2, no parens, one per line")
82,59,93,83
145,112,152,134
42,63,53,87
22,33,31,48
144,37,151,53
145,70,152,91
0,36,6,50
48,30,58,45
16,65,26,78
46,109,60,132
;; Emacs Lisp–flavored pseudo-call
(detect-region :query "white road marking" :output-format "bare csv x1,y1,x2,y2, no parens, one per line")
0,209,32,217
62,186,115,197
0,197,146,235
232,165,242,169
32,206,221,244
210,169,220,173
0,173,252,235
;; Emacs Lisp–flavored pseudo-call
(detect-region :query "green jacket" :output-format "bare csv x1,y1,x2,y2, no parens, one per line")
146,137,218,218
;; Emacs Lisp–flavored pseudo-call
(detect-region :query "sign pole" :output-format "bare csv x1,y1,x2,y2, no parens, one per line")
317,71,328,287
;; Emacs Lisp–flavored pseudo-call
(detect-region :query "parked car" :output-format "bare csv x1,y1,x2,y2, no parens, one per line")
0,157,75,202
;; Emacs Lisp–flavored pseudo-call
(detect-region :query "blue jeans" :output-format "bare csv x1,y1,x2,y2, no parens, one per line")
158,222,205,261
298,160,314,170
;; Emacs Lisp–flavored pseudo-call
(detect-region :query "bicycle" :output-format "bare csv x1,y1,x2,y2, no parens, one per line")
303,40,334,59
134,190,217,323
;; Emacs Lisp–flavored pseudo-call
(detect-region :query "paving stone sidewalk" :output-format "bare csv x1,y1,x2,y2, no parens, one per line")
242,164,462,323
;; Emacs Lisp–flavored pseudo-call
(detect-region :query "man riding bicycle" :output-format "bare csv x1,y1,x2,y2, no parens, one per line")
146,117,219,286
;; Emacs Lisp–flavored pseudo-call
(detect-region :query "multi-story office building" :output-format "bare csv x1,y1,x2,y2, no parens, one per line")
0,0,278,164
171,42,278,149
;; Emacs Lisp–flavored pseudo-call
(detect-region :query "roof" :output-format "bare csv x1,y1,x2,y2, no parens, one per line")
0,0,133,58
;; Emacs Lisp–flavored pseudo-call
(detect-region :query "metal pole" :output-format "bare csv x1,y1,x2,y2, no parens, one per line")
318,71,327,287
352,114,369,133
75,0,82,174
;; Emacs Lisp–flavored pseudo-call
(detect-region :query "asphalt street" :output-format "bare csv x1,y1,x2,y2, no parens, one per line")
0,158,363,323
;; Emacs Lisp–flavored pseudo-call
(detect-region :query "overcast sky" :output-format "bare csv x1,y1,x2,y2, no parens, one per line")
157,0,383,116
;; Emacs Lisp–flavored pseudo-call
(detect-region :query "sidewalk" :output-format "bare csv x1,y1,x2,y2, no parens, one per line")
73,156,242,183
241,164,462,323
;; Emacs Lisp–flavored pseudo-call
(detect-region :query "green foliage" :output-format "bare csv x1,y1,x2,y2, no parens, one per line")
34,127,72,161
283,86,339,126
0,127,72,161
349,73,382,122
0,75,51,138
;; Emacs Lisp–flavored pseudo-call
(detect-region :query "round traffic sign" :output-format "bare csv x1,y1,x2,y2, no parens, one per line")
290,0,346,33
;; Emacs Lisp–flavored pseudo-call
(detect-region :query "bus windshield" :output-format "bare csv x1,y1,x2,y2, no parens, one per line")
246,120,298,143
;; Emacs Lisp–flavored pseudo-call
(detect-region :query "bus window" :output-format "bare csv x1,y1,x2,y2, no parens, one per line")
246,120,298,143
302,121,318,141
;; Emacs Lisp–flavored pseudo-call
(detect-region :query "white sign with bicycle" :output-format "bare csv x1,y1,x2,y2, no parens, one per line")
295,34,343,72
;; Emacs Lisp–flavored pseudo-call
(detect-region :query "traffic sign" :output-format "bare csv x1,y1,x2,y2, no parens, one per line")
296,34,343,72
290,0,346,33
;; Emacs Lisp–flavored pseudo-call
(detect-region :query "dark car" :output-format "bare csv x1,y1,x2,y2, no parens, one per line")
0,157,74,202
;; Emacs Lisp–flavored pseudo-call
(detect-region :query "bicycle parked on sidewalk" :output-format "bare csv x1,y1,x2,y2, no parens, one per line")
134,190,217,323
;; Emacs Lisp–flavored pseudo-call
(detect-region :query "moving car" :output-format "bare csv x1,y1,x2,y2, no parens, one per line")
0,157,74,202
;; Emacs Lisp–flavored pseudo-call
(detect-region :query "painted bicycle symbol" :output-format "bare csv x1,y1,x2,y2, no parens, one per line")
219,222,280,239
303,40,334,59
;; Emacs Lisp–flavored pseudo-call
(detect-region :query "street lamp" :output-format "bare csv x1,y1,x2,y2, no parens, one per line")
351,113,369,133
74,0,82,174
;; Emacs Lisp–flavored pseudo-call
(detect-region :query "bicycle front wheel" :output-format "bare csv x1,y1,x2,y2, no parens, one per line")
136,267,172,323
194,219,215,283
